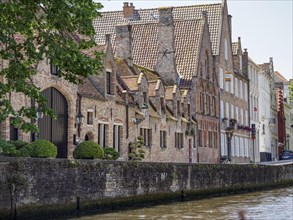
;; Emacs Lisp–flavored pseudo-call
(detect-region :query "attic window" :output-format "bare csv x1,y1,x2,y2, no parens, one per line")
50,64,58,75
177,100,180,115
143,92,147,104
106,71,111,94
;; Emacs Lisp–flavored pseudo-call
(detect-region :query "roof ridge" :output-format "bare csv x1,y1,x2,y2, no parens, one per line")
101,2,222,13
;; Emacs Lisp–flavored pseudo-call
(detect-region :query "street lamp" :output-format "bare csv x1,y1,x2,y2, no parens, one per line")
76,112,84,144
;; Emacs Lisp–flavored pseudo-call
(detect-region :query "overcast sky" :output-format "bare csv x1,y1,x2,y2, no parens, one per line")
98,0,293,80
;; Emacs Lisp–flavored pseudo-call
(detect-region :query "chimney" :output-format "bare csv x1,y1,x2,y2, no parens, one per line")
242,48,248,76
123,2,135,19
269,57,274,74
228,15,232,38
115,24,133,67
154,7,178,85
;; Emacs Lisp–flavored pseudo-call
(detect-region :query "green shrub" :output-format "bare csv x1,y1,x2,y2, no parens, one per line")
29,140,57,158
73,141,104,159
8,140,29,149
19,147,31,157
103,147,119,160
0,140,18,156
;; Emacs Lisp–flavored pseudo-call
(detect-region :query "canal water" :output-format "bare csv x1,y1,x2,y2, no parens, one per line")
74,187,293,220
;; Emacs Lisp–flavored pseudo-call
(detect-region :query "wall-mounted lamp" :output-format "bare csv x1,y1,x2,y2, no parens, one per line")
76,112,84,125
36,106,44,119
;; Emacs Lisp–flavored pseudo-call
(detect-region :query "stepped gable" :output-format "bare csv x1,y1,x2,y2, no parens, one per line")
94,3,222,55
131,19,204,88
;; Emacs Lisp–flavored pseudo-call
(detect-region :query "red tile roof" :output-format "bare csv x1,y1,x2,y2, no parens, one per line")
94,3,222,55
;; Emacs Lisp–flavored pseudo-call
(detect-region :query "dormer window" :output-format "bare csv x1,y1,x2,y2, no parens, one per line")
106,71,112,94
50,64,58,75
177,100,180,115
143,92,147,104
160,97,165,114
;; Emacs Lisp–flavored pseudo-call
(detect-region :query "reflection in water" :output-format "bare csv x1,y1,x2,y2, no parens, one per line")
73,187,293,220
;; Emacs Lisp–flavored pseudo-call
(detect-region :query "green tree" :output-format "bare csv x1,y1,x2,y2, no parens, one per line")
129,136,145,161
0,0,103,132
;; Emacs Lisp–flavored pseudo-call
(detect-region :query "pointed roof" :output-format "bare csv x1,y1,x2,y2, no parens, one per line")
93,3,222,55
274,71,288,83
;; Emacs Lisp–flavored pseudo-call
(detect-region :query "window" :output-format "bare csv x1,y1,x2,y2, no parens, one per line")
175,132,184,148
208,131,213,148
240,80,243,99
230,75,234,94
220,100,224,118
187,103,190,118
211,97,215,115
140,128,152,146
220,68,224,89
106,71,111,94
160,97,165,114
160,130,167,148
10,118,18,141
200,93,204,113
50,64,58,75
98,123,108,148
236,106,239,122
205,51,209,77
244,82,247,101
231,104,234,119
177,100,180,115
206,95,210,114
226,103,229,119
240,55,242,70
87,111,93,125
224,39,228,61
113,125,122,153
198,129,202,147
231,136,235,156
214,131,217,148
240,109,243,124
221,133,225,155
143,92,147,104
235,78,238,97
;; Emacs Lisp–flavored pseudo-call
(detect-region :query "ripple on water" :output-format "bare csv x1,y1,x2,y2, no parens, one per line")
71,187,293,220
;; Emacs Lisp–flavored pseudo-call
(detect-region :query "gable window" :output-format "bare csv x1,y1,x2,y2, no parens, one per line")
140,128,152,147
224,39,228,61
175,132,183,148
160,130,167,148
50,64,58,75
113,125,122,153
205,51,210,78
143,92,147,104
10,118,18,141
177,100,180,115
87,110,93,125
106,71,111,95
98,123,108,148
160,97,165,114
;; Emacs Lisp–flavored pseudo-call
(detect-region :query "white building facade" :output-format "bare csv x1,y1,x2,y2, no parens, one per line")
248,58,260,162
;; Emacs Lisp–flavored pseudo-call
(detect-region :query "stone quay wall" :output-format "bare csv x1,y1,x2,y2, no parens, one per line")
0,157,292,219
